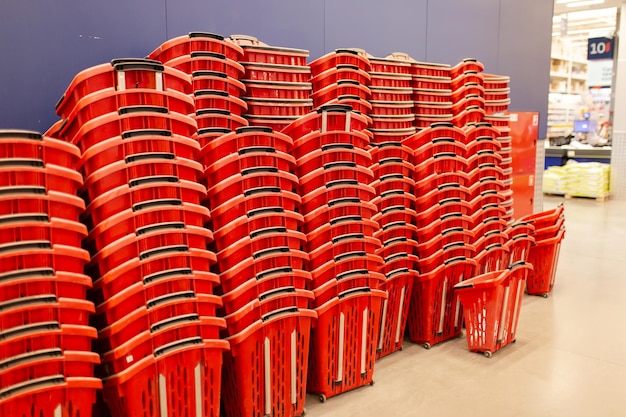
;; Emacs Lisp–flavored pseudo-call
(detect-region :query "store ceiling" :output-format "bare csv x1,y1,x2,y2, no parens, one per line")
553,1,618,46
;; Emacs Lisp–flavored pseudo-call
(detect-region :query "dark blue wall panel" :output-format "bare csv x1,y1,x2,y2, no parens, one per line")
498,0,554,138
324,0,428,60
425,0,501,70
166,0,325,61
0,0,166,131
0,0,553,137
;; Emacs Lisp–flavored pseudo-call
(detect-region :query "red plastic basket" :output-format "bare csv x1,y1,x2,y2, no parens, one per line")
312,271,386,308
376,268,417,359
297,163,374,197
450,58,485,78
102,338,228,417
222,308,315,417
369,87,413,103
307,288,385,400
230,35,309,66
243,80,312,100
310,49,371,75
307,235,382,272
191,71,247,97
82,154,203,201
0,241,89,276
300,196,378,232
306,217,379,252
296,144,372,179
0,269,91,304
324,95,373,116
0,214,86,248
312,81,371,107
0,295,93,334
193,90,248,116
208,187,301,230
406,257,478,348
0,376,101,417
291,130,371,161
310,253,384,289
311,65,371,91
505,233,535,265
56,59,192,118
149,31,243,62
452,95,486,117
455,262,532,357
244,98,313,117
82,177,206,228
483,74,510,90
412,88,453,104
410,60,451,78
242,62,311,83
474,243,510,275
282,105,370,141
369,57,412,75
0,187,85,222
194,109,248,131
165,51,245,79
526,229,565,297
0,161,83,197
0,130,81,170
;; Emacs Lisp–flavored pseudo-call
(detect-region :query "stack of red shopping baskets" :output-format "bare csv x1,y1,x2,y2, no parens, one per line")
309,48,373,116
0,130,100,417
450,59,486,128
366,54,416,142
228,34,313,132
463,122,509,274
283,105,386,401
520,205,566,297
368,123,419,359
148,32,248,150
198,126,315,417
53,59,229,417
404,123,478,349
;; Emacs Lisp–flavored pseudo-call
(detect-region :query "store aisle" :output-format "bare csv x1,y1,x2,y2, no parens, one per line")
305,196,626,417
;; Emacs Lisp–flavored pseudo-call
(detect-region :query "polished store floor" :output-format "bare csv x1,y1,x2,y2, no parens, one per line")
305,196,626,417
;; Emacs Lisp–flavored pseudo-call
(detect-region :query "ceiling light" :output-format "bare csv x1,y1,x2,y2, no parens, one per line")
566,0,606,8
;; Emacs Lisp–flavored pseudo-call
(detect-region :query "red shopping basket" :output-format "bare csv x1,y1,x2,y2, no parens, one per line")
310,251,384,290
0,130,81,170
307,288,385,401
201,126,293,161
102,337,228,417
208,187,301,230
370,156,415,179
370,88,413,104
297,163,374,197
0,376,101,417
0,159,83,196
78,129,200,178
165,51,245,78
82,177,206,228
191,71,247,97
193,90,248,116
0,214,86,248
306,217,379,253
149,31,243,63
407,257,478,348
63,87,196,132
0,269,91,304
0,295,94,332
82,154,204,201
299,179,376,215
324,95,373,116
244,98,313,117
451,58,485,77
376,267,417,359
282,104,370,141
474,243,510,274
194,109,248,131
295,144,372,179
505,232,535,265
84,200,210,255
526,229,565,297
212,207,303,251
291,130,370,161
301,196,378,233
0,241,89,275
241,62,311,83
371,189,416,212
222,308,315,417
311,65,371,91
230,34,309,66
455,262,532,357
374,220,417,243
307,235,382,272
312,269,386,306
56,59,192,118
310,49,371,75
0,187,85,221
242,80,312,100
409,59,451,78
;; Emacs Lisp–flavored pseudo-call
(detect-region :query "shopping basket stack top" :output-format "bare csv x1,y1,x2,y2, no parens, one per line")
53,58,229,417
0,129,100,417
147,32,248,150
309,48,373,133
282,104,387,400
226,34,313,133
202,125,315,417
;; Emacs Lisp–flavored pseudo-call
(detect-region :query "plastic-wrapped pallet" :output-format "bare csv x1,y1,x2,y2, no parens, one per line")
542,166,568,195
564,161,610,198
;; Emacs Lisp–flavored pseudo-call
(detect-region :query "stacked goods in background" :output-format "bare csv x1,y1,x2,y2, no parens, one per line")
565,161,610,199
52,59,228,417
283,105,386,402
147,32,249,151
199,127,314,417
229,35,314,131
0,130,100,417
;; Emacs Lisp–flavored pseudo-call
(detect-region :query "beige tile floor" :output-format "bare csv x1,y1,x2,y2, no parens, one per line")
304,196,626,417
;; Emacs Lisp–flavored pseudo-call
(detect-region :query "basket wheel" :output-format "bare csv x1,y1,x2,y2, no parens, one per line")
484,351,493,358
422,342,431,350
370,380,375,386
541,293,549,299
319,394,327,403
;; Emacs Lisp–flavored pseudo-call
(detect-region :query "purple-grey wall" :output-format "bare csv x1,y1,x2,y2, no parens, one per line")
0,0,554,137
